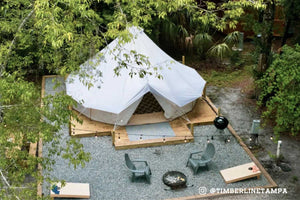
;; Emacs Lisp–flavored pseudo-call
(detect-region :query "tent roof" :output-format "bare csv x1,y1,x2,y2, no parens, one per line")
66,27,206,114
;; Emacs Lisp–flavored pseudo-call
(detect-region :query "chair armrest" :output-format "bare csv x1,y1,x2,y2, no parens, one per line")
130,168,149,173
132,160,149,166
189,151,203,159
197,158,211,164
191,151,203,155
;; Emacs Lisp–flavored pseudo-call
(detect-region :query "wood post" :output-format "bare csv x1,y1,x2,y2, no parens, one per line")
202,83,207,97
190,124,194,136
182,55,185,65
112,131,115,146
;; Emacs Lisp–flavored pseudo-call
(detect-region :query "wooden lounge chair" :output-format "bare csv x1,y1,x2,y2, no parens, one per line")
125,153,152,183
186,143,215,174
50,182,90,199
220,162,261,184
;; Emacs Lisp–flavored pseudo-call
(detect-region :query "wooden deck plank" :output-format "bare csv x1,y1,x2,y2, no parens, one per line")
70,110,113,137
114,136,193,150
29,142,37,156
114,117,193,149
187,98,216,125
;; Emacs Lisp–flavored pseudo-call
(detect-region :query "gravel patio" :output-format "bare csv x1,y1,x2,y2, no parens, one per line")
42,76,271,200
43,124,271,200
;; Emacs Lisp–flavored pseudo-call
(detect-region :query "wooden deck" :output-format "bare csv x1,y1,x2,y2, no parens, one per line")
70,111,113,137
70,98,217,149
113,117,193,150
187,98,217,125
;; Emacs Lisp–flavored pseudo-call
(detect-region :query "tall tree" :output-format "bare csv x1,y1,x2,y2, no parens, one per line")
280,0,300,47
258,0,275,73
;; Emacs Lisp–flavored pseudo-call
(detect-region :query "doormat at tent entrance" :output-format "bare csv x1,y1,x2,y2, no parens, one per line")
126,122,175,141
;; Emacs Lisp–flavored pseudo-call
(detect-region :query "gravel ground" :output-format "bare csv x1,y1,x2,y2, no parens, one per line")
42,78,272,200
207,86,299,200
43,125,270,200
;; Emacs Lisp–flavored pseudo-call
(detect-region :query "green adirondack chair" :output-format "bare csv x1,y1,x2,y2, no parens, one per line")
125,153,152,183
186,143,215,174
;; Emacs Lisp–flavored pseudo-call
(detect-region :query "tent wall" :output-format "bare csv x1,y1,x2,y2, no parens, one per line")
74,102,91,117
73,97,143,126
153,94,195,120
74,92,195,125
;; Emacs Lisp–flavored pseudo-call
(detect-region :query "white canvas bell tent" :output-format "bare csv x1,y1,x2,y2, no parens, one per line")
66,26,206,126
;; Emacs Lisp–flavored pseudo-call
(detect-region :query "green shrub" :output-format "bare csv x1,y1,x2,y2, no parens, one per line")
292,176,298,183
230,50,244,68
258,45,300,136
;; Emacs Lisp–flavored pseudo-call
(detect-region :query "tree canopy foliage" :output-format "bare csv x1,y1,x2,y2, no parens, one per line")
258,45,300,137
0,0,265,77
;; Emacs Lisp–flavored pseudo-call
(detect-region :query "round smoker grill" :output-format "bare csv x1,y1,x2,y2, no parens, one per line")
162,171,187,189
214,116,229,130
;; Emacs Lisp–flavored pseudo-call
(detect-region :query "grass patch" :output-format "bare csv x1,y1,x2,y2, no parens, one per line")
198,65,254,87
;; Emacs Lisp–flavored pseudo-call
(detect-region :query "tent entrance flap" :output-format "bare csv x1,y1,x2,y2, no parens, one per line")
133,92,163,114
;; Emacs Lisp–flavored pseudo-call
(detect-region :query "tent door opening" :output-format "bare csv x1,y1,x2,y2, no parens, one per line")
133,92,163,114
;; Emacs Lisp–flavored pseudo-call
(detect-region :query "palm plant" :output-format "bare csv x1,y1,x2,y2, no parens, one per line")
157,9,242,63
208,43,230,60
208,31,240,60
193,32,213,59
160,11,190,52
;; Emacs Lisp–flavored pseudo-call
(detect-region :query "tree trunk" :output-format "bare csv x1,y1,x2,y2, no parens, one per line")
258,0,275,73
280,18,291,48
281,0,294,47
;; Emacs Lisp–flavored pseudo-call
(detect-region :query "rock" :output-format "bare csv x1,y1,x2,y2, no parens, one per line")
261,160,273,169
153,149,161,155
260,156,274,167
278,163,292,172
272,165,282,173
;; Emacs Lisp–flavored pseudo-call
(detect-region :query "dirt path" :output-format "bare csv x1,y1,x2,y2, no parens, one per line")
206,86,300,200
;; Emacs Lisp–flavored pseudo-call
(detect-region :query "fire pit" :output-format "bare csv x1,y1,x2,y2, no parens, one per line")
162,171,187,190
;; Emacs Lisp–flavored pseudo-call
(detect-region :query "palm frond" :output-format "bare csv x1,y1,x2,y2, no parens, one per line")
193,33,213,46
162,20,178,43
223,31,240,45
178,25,189,38
208,43,230,60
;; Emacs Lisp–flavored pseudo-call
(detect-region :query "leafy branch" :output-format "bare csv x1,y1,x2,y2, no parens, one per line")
1,9,35,76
